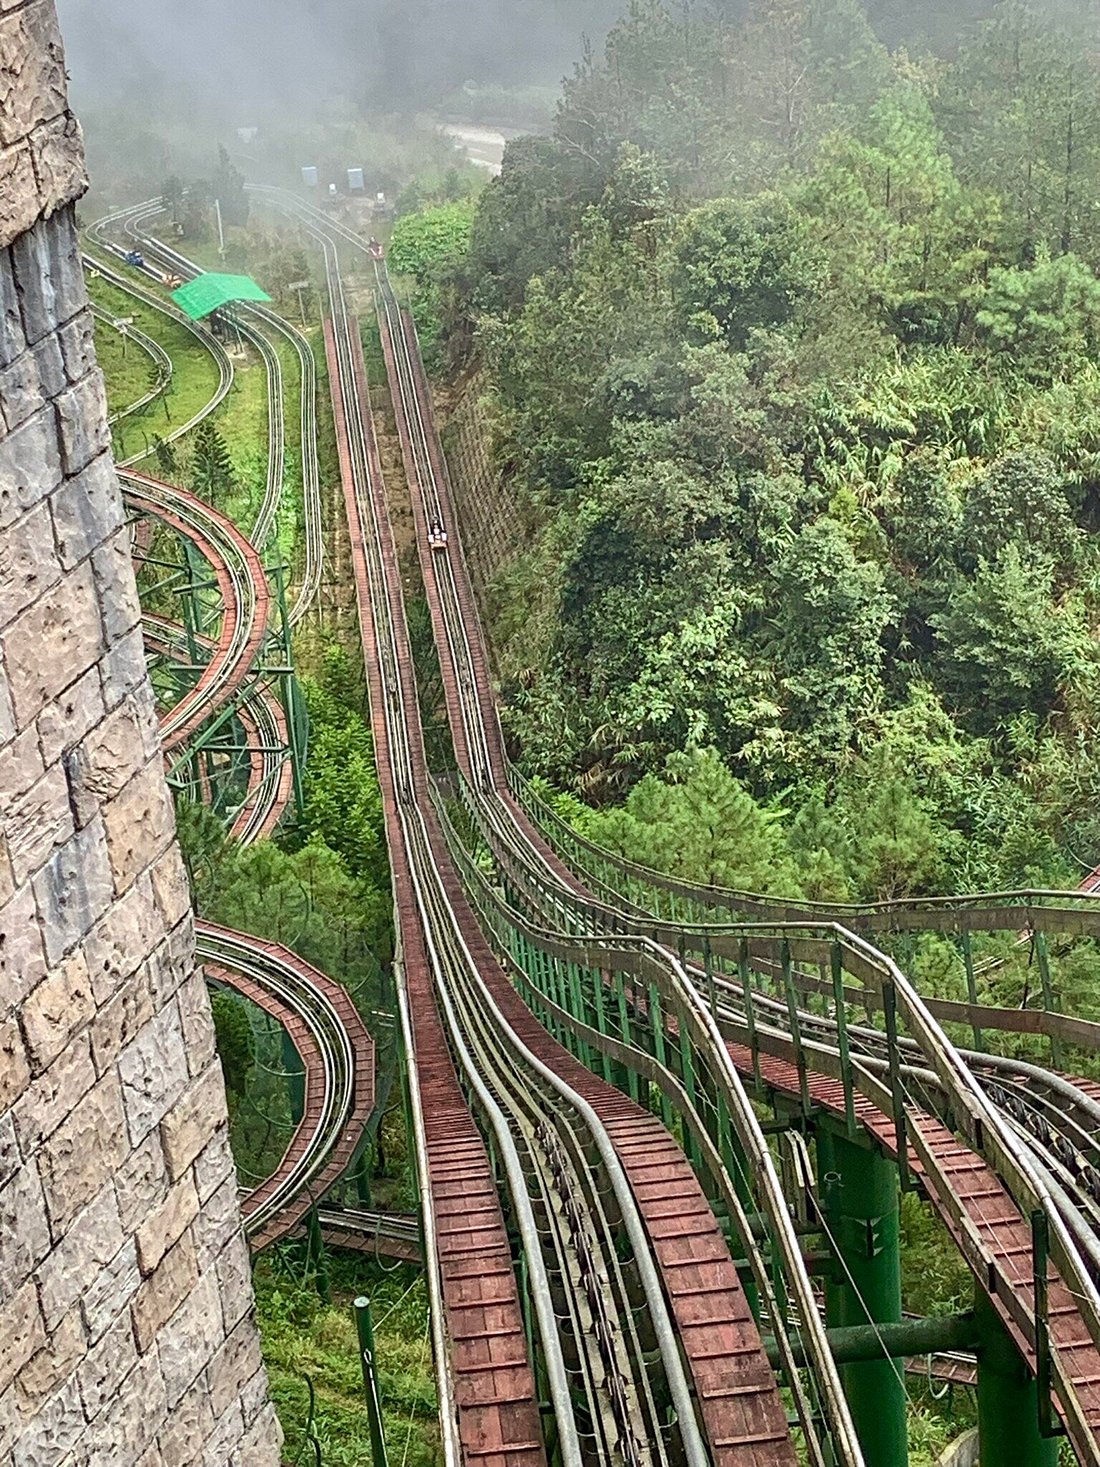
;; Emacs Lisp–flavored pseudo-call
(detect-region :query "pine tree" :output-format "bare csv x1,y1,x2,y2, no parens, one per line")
190,417,237,501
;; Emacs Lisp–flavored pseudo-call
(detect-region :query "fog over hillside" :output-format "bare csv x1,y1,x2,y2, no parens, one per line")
55,0,626,115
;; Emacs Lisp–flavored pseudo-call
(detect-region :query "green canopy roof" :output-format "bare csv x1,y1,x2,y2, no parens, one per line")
171,272,272,321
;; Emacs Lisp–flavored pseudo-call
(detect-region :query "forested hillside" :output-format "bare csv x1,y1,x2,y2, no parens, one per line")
427,0,1100,902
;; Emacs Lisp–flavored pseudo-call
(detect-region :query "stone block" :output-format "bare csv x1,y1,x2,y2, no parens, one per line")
91,526,142,642
117,997,189,1144
192,1128,236,1206
154,1370,214,1465
17,1306,85,1405
37,1181,122,1328
11,1032,95,1154
48,452,122,570
148,843,192,933
135,1173,198,1275
30,327,63,398
0,831,12,907
0,5,67,151
35,662,102,764
0,1280,44,1394
32,815,113,966
37,1069,128,1233
78,1349,164,1467
29,112,86,218
0,724,43,811
111,1128,168,1234
225,1400,283,1467
99,624,146,710
10,207,83,337
12,1374,84,1467
0,1111,18,1190
0,141,37,266
76,1308,136,1422
0,406,61,534
215,1231,255,1336
3,761,72,887
153,1260,220,1408
102,758,175,895
19,947,94,1073
1,558,101,727
0,347,43,434
160,1064,228,1182
81,1236,139,1345
0,882,48,1017
154,913,196,1005
130,1230,197,1352
208,1316,265,1422
0,247,25,368
238,1358,270,1429
177,967,217,1078
0,1013,29,1111
193,1173,243,1274
56,308,95,384
87,963,153,1076
0,500,61,628
83,870,159,1005
65,698,150,823
0,660,15,741
0,1158,50,1304
201,1399,244,1467
54,370,109,477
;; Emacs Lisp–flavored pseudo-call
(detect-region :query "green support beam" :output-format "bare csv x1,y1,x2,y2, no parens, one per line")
762,1309,979,1369
817,1127,907,1467
974,1289,1059,1467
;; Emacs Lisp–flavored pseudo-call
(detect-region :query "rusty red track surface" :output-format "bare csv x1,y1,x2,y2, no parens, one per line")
377,293,1100,1461
140,621,292,842
198,921,375,1253
729,1042,1100,1443
378,300,796,1466
326,316,546,1467
124,470,271,752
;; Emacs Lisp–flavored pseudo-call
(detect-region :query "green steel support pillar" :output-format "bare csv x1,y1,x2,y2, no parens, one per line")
974,1288,1058,1467
616,981,642,1103
353,1296,390,1467
591,967,614,1085
817,1128,906,1467
648,983,674,1129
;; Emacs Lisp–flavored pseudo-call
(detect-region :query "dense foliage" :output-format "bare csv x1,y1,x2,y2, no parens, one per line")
177,646,392,981
440,0,1100,899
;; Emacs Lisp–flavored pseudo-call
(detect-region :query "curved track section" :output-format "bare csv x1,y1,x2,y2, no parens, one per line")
123,470,270,752
373,271,809,1467
98,200,324,620
197,921,374,1252
323,306,546,1467
93,304,172,425
259,182,849,1467
82,249,234,462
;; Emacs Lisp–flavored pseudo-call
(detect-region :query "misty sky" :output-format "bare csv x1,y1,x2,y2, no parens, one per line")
55,0,623,116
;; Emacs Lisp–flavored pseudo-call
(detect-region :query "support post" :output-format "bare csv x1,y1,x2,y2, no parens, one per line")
817,1127,907,1467
353,1296,390,1467
974,1287,1058,1467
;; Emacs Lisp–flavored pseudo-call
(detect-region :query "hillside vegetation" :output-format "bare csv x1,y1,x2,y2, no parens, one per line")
420,0,1100,901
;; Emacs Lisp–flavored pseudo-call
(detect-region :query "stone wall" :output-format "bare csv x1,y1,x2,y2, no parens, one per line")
0,4,281,1463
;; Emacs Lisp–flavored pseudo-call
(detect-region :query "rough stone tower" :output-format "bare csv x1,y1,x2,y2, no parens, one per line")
0,6,282,1462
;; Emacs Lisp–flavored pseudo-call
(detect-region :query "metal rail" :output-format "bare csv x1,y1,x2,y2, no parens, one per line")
108,199,324,621
368,257,853,1466
122,470,270,753
198,921,374,1250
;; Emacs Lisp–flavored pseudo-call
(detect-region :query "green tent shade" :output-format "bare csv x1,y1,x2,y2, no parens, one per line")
171,272,272,321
